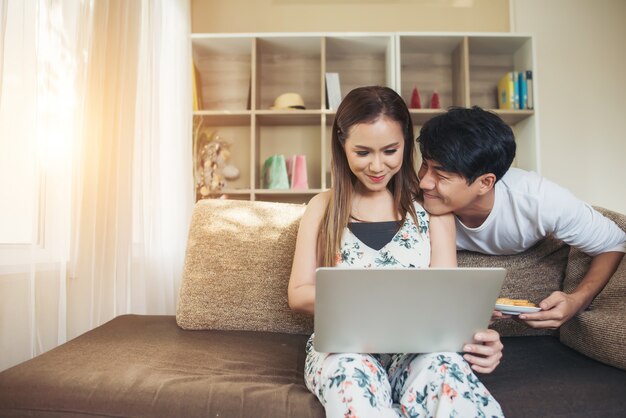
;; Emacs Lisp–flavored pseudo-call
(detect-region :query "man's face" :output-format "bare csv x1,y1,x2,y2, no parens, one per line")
417,159,484,215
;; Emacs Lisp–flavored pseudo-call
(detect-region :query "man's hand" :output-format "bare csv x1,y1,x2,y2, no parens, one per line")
490,309,512,325
518,290,584,329
519,251,624,329
463,329,503,374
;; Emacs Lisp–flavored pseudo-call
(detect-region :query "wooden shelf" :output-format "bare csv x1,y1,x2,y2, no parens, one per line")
255,188,325,195
193,111,251,126
191,32,538,203
492,109,534,125
256,110,322,126
409,109,447,125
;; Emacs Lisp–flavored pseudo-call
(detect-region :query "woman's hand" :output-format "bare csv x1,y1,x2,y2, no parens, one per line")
462,329,503,374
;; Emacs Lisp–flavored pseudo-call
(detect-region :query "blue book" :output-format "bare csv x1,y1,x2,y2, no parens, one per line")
526,70,534,109
512,72,519,109
518,71,527,110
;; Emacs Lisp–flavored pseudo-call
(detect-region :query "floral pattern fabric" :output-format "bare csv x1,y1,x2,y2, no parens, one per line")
305,201,504,418
336,206,430,269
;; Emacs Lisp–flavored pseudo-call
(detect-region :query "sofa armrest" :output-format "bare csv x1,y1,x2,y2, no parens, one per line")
560,207,626,371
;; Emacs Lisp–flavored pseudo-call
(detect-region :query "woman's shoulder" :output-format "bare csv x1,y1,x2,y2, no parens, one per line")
302,190,331,221
308,190,331,210
411,199,428,218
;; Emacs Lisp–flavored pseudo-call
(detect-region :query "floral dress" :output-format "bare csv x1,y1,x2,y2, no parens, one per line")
305,203,504,418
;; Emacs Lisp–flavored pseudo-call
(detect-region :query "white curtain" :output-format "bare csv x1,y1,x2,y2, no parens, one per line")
0,0,193,371
0,0,7,97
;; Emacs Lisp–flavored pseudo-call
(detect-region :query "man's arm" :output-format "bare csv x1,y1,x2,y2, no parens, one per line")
519,251,624,329
516,176,626,329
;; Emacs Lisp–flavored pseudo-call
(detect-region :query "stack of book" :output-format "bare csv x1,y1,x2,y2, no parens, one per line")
497,70,533,110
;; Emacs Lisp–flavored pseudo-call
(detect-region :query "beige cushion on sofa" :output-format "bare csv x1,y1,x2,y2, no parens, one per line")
458,237,569,337
560,207,626,371
176,199,313,335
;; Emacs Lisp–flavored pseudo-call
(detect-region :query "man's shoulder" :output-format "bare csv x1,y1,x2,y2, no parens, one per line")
499,168,567,198
497,168,544,200
500,167,541,188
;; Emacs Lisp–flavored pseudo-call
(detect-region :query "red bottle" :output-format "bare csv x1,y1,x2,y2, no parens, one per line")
430,91,441,109
410,86,422,109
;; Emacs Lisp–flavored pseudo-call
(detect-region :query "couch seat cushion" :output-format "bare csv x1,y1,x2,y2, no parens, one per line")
2,315,626,418
482,336,626,417
0,315,324,418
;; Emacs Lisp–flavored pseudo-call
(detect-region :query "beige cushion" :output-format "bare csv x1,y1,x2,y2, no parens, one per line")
560,207,626,371
458,237,569,337
176,199,313,335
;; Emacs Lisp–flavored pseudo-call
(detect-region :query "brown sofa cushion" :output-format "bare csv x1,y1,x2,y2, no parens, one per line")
481,335,626,417
0,315,325,418
560,207,626,371
458,236,569,337
176,199,313,335
2,316,625,418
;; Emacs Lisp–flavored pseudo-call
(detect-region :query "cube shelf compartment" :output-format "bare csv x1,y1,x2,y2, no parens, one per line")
192,32,537,203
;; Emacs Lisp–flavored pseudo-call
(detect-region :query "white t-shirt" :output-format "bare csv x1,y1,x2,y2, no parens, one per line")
456,168,626,256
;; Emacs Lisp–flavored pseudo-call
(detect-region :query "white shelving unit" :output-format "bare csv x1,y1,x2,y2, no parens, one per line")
192,32,537,203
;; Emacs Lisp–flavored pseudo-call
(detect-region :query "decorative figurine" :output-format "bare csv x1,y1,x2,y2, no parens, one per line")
193,118,239,199
430,91,441,109
410,86,422,109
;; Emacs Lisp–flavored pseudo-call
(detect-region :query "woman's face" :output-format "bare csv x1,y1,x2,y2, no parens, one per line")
343,116,405,193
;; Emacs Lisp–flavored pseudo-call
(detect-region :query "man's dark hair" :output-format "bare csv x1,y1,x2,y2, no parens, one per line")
417,106,516,184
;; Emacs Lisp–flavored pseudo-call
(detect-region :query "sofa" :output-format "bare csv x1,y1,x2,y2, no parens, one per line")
1,198,625,418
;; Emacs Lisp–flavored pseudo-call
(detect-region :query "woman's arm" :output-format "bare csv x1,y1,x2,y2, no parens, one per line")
428,213,457,267
429,212,503,374
288,192,330,316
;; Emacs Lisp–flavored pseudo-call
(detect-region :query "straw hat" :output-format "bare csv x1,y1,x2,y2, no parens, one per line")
270,92,306,110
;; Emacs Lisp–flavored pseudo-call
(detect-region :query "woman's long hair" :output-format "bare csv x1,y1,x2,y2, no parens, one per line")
318,86,420,266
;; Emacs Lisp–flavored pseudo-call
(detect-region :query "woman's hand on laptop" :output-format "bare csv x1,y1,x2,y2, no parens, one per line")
462,329,503,374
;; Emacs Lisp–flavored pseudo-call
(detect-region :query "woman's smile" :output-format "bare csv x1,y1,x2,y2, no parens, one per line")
367,174,386,183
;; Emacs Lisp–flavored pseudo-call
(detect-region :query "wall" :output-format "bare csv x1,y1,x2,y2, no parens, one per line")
191,0,510,33
512,0,626,213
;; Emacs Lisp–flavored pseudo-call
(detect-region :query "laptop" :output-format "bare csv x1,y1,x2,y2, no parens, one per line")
314,267,506,353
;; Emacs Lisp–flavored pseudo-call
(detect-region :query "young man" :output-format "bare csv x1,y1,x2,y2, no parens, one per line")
416,106,626,330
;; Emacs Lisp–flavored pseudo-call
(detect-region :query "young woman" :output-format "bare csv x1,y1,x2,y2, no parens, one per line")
288,86,504,418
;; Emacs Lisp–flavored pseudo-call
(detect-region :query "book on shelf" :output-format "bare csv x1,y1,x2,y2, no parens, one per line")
513,72,519,110
518,71,527,110
499,70,534,110
325,72,342,111
497,72,515,110
192,60,203,111
525,70,534,110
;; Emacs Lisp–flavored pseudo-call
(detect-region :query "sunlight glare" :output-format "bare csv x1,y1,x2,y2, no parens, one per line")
34,0,79,170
